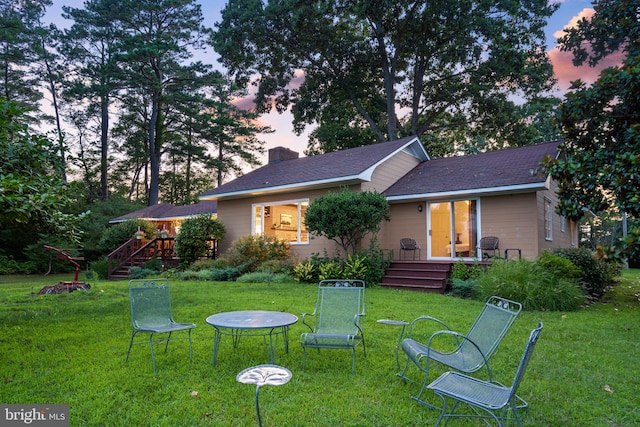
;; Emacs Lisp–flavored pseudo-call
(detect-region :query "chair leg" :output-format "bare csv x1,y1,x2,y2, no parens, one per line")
164,331,172,353
149,332,157,374
126,331,137,362
301,347,307,371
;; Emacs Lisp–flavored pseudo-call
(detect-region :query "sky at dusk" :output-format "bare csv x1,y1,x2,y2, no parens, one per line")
43,0,614,161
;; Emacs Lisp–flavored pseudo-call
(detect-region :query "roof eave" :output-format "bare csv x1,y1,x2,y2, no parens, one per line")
200,176,365,201
385,181,549,202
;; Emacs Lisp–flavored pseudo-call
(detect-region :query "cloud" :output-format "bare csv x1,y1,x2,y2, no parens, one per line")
548,8,624,93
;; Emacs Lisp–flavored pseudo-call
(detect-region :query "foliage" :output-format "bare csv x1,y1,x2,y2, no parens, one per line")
213,0,558,150
175,266,242,282
128,266,160,280
224,234,290,273
318,261,343,281
89,259,109,280
343,254,367,282
257,259,294,275
293,260,316,283
0,98,85,245
449,278,479,299
304,189,390,256
355,239,390,287
551,247,622,299
474,259,585,311
449,260,485,298
236,271,295,284
98,219,155,254
541,0,640,257
174,214,226,266
189,258,230,271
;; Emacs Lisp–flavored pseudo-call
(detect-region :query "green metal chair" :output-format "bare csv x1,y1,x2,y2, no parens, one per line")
427,323,543,426
126,278,196,373
300,279,366,374
397,296,521,407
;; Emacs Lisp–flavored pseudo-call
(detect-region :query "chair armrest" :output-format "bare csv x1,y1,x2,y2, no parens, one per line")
301,310,317,332
406,315,452,339
425,330,493,381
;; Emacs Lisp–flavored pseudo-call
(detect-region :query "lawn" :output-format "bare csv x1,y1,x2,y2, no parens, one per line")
1,271,639,426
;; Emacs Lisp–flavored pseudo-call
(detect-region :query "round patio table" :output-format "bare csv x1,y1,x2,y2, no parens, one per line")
206,310,298,366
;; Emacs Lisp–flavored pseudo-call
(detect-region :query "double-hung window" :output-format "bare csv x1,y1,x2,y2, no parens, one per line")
544,197,553,241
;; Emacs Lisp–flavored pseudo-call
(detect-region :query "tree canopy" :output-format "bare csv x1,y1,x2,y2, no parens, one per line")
542,0,640,257
213,0,559,153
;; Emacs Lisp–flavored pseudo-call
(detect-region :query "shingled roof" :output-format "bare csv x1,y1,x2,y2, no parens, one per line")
200,136,427,199
109,201,217,224
384,142,560,201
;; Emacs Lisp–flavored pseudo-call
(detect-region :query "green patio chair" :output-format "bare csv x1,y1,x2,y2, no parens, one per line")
126,278,196,373
427,323,543,426
397,296,521,407
300,279,366,374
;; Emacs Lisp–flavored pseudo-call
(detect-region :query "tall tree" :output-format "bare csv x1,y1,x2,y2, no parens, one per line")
62,0,127,200
542,0,640,257
118,0,212,205
0,0,51,119
213,0,558,152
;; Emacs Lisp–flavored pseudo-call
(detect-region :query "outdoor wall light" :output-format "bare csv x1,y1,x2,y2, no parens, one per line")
417,204,423,212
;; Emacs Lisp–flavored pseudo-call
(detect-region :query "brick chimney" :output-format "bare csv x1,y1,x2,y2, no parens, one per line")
268,146,299,164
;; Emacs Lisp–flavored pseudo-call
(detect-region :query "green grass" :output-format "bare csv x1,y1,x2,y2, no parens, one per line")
1,272,639,426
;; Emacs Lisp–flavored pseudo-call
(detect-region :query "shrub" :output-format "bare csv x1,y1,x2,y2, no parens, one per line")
175,215,226,266
225,235,290,272
449,260,484,298
293,260,316,283
551,247,622,298
319,261,343,281
356,239,390,286
257,259,294,275
450,278,479,299
474,259,585,311
90,259,109,280
190,258,229,271
236,272,295,283
343,254,367,281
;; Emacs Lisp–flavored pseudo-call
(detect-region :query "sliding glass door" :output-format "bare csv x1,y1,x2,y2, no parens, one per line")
428,200,478,259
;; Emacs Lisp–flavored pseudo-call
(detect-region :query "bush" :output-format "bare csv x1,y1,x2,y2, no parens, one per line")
293,260,316,283
174,266,242,281
190,258,229,271
551,247,622,299
175,215,226,266
343,254,367,281
225,235,290,272
90,259,109,280
474,259,585,311
257,259,294,275
236,272,295,283
319,261,343,281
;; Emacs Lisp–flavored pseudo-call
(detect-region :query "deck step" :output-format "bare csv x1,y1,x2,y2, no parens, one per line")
380,261,452,293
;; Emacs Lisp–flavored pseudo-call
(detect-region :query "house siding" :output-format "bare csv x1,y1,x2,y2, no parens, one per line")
537,180,573,252
479,194,540,260
216,187,359,260
361,151,422,193
376,202,427,260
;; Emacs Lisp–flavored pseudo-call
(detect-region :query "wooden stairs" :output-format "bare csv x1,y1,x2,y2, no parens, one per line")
380,261,452,293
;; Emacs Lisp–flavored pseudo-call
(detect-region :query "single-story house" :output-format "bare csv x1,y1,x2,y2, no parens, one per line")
109,200,218,237
199,136,574,262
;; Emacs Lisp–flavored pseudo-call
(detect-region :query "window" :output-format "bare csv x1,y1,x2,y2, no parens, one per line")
252,199,309,244
544,197,553,241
